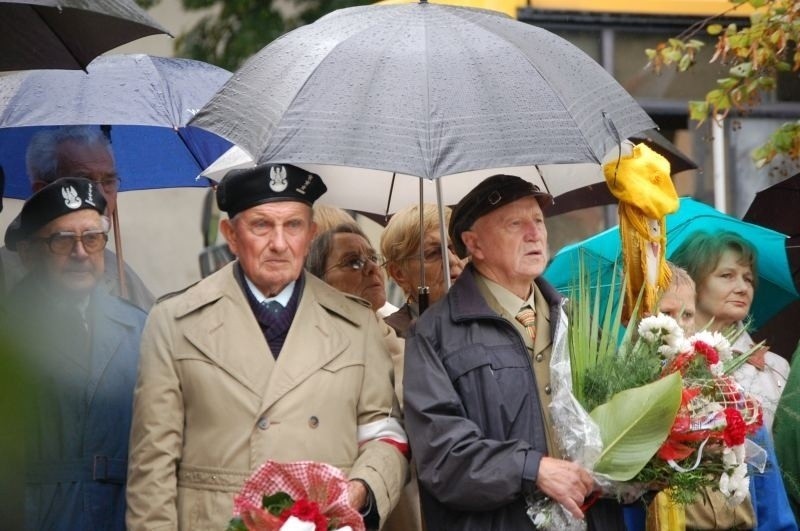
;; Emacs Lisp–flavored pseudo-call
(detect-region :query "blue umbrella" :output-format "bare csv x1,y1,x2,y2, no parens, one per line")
543,197,799,329
0,53,233,199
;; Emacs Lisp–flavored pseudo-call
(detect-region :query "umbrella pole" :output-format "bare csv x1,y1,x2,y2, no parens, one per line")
417,178,429,314
436,179,451,292
112,209,129,300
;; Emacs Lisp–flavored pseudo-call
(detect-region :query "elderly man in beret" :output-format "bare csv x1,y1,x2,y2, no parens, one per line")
403,175,625,530
126,163,408,530
1,126,155,310
2,177,146,530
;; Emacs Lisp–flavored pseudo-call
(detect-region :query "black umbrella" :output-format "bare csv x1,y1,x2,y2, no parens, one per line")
751,235,800,360
743,171,800,237
0,0,169,71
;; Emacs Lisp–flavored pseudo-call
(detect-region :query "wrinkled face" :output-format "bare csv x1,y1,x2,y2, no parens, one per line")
388,229,466,305
323,233,386,310
461,196,548,298
55,140,118,215
658,283,697,335
696,250,754,330
221,201,316,297
20,209,106,297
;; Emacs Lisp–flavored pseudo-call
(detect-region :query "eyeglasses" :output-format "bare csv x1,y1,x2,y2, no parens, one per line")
324,254,385,275
35,230,109,255
89,176,121,192
400,244,457,264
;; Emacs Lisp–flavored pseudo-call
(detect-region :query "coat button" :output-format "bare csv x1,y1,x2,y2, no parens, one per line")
257,416,270,430
544,384,552,395
308,416,319,429
535,353,544,362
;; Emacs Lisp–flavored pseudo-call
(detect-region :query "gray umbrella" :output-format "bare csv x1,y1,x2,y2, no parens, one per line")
190,1,655,202
0,0,169,71
191,1,657,309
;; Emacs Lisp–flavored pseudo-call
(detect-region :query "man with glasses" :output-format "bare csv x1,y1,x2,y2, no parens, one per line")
0,125,154,310
3,177,147,530
127,163,408,530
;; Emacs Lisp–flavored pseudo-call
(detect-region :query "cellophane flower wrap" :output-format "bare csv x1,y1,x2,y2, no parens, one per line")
532,266,766,530
227,461,365,531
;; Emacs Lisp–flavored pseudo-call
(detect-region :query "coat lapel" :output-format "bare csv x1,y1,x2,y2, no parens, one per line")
181,265,274,397
260,277,350,412
85,292,134,409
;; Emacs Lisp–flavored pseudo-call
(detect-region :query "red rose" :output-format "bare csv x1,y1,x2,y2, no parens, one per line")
693,340,720,366
723,407,747,447
280,499,329,531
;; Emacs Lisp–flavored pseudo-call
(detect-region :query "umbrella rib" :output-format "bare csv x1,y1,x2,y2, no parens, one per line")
31,6,85,71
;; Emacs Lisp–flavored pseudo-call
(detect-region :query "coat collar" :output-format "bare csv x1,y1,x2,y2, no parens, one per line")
449,263,563,324
173,263,370,407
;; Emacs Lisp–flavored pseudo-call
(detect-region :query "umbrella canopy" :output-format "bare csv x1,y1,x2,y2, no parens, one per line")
190,2,656,214
743,171,800,237
0,54,232,199
0,0,170,71
543,197,799,329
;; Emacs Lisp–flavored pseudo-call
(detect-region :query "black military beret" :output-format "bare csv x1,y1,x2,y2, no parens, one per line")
216,163,328,217
5,177,107,251
449,174,553,259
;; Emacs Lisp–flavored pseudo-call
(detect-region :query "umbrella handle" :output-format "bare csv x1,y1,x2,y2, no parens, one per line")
417,287,429,315
112,209,129,300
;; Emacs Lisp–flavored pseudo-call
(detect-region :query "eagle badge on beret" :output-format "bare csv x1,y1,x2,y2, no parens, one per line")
62,186,82,209
269,165,288,192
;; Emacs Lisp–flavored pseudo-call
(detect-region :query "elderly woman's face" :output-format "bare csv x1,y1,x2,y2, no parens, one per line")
391,229,465,305
323,233,386,311
696,249,754,330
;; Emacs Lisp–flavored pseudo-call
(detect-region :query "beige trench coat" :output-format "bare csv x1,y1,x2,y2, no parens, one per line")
126,263,407,530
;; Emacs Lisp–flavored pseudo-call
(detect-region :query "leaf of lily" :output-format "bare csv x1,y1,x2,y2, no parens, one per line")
590,372,683,481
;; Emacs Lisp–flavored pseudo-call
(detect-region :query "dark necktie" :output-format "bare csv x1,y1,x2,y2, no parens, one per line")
263,300,284,316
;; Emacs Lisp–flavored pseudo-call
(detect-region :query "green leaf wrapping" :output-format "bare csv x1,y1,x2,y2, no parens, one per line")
590,372,683,481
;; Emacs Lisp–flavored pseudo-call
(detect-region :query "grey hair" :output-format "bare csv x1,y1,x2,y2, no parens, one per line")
26,126,114,185
306,223,368,278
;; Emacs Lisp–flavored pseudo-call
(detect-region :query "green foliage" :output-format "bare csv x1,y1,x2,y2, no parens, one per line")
262,491,294,516
135,0,161,8
567,255,627,406
590,373,683,481
175,0,374,71
645,0,800,165
225,518,249,531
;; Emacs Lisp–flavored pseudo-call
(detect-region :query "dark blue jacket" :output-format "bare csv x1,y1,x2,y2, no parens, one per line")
403,265,623,530
9,279,146,531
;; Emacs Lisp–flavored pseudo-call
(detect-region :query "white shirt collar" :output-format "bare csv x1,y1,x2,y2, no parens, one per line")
244,277,295,307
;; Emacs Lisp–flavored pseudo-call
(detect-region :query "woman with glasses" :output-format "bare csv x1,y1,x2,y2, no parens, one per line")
307,223,389,314
307,223,423,531
380,203,467,337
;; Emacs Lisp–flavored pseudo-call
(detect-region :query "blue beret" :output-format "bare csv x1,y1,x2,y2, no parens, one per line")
216,163,327,217
449,175,552,259
5,177,106,251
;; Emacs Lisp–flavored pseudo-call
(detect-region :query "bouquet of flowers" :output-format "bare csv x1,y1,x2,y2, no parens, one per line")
227,461,365,531
533,270,766,530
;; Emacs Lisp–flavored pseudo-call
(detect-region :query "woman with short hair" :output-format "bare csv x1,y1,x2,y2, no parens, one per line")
380,203,466,337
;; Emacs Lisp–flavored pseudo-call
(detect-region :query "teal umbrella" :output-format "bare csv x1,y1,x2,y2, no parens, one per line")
544,197,799,329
